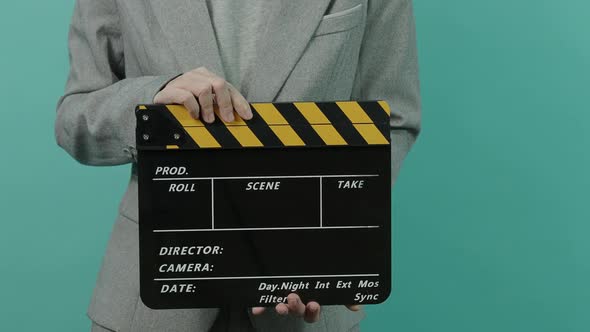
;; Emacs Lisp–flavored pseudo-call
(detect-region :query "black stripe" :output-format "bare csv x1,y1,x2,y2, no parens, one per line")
246,105,284,147
205,121,241,148
358,101,390,124
358,101,390,139
274,103,325,146
318,102,367,145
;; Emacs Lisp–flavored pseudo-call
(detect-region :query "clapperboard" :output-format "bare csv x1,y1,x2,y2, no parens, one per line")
135,101,391,309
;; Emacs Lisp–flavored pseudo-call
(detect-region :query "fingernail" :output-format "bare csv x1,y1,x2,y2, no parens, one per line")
226,113,235,122
245,106,253,118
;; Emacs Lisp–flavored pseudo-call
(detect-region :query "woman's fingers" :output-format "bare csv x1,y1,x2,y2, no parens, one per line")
153,87,199,119
286,294,306,317
346,304,362,311
255,294,322,323
154,67,252,123
275,302,289,316
210,78,234,122
197,85,215,123
228,84,253,120
251,307,266,315
304,301,321,323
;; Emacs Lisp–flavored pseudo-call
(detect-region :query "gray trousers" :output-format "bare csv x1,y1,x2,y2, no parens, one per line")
91,317,361,332
90,306,256,331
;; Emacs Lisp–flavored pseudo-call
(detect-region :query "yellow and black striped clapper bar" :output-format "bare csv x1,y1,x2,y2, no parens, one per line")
135,101,390,150
135,101,392,309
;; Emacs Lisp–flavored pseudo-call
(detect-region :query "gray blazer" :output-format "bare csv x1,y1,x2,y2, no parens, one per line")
56,0,421,331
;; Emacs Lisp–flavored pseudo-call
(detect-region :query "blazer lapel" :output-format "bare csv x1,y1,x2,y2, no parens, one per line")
245,0,331,101
150,0,225,76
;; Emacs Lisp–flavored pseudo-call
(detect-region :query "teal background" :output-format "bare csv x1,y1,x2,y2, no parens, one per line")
0,0,588,331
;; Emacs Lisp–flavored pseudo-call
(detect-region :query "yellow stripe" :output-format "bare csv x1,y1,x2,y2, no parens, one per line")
213,106,248,126
253,103,304,146
269,126,305,146
336,101,372,123
293,102,330,124
378,100,391,115
252,103,289,125
311,125,347,145
211,105,261,146
166,145,179,149
184,127,221,148
167,105,205,127
139,105,147,110
226,112,248,126
226,126,264,147
353,124,389,144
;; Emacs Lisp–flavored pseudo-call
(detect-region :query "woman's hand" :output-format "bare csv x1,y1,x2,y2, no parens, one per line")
251,293,362,323
154,67,252,123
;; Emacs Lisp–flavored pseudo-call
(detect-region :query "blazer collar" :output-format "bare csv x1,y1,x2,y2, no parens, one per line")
150,0,331,101
246,0,331,101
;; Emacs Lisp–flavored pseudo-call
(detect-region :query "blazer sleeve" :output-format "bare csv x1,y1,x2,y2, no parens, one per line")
55,0,177,166
351,0,421,185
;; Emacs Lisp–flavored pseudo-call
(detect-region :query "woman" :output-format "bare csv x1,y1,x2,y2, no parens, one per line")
56,0,421,331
